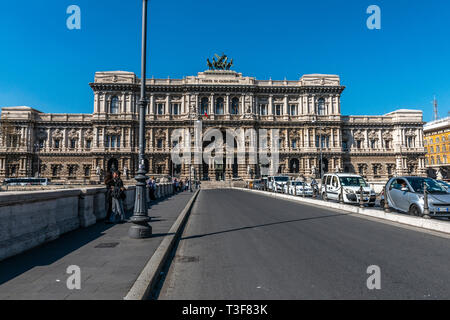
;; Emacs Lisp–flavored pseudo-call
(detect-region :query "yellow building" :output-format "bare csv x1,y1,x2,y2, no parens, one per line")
424,116,450,180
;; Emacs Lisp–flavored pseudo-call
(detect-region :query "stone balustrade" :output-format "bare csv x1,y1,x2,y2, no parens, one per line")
0,183,174,262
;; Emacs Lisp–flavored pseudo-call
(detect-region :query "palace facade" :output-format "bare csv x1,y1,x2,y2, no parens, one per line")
0,69,426,183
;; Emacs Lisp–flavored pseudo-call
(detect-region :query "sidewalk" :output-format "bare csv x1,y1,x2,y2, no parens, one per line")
0,191,195,300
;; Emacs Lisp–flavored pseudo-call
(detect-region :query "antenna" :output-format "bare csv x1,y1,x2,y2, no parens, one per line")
433,96,438,121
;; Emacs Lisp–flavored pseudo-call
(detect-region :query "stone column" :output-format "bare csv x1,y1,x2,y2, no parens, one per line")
268,95,274,118
226,94,230,114
165,95,170,116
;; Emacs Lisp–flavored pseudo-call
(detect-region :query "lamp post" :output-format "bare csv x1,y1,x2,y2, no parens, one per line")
34,143,40,178
129,0,152,239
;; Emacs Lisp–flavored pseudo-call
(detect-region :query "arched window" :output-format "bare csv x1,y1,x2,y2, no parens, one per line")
111,96,119,114
215,97,224,115
231,97,239,114
318,98,325,115
200,97,209,115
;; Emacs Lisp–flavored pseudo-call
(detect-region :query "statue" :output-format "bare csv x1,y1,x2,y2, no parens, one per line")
207,53,233,70
123,166,128,179
96,165,101,176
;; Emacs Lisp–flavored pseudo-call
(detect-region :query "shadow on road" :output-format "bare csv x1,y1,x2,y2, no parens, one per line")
181,213,349,241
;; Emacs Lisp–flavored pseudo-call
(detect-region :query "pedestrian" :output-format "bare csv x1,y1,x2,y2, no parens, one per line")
149,177,156,200
104,172,114,224
110,170,126,223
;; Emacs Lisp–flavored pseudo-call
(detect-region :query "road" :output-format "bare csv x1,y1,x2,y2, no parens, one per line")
158,189,450,300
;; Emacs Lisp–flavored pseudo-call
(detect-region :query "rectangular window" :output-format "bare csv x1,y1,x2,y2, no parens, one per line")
70,139,76,149
275,105,282,116
290,104,297,116
291,139,297,149
157,139,163,149
55,140,60,149
86,140,92,149
157,103,164,115
259,104,267,115
172,103,180,115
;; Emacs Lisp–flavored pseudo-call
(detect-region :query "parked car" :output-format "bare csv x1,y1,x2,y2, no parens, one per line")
286,181,313,196
436,180,450,193
321,173,376,206
267,176,289,192
382,176,450,216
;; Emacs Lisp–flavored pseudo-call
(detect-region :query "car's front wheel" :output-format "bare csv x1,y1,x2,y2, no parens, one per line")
409,204,422,217
322,192,328,201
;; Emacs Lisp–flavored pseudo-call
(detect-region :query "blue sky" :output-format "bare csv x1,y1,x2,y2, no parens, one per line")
0,0,449,121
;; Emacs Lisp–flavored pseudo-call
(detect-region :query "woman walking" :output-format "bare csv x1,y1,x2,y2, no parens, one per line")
104,172,114,224
110,170,126,223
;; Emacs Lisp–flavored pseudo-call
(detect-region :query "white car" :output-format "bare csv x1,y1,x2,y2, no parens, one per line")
321,173,376,206
284,181,313,196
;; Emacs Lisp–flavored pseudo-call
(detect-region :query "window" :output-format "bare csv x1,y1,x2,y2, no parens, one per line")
84,166,90,177
171,103,180,115
291,139,297,149
38,139,45,149
387,166,393,175
275,104,282,116
68,166,75,177
215,97,224,115
436,146,440,153
231,98,239,114
157,139,163,149
200,98,209,115
258,104,267,115
356,140,362,149
52,166,58,177
157,103,164,115
54,139,60,149
436,137,440,143
370,140,377,149
278,139,282,149
385,140,391,149
318,98,325,115
373,166,378,175
111,136,116,148
431,156,435,165
111,96,119,114
86,140,92,149
437,156,441,164
444,155,448,164
430,146,434,153
70,139,76,149
290,104,297,116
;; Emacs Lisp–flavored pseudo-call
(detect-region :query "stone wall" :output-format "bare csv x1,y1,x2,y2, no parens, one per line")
0,183,174,262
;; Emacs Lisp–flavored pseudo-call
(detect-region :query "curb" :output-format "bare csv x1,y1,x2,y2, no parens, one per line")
124,189,200,300
235,187,450,235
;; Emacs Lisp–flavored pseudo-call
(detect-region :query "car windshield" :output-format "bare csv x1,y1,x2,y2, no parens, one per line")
275,177,289,182
407,177,447,194
339,177,368,187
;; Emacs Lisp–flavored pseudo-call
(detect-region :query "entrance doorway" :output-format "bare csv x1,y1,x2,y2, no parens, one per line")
107,158,119,173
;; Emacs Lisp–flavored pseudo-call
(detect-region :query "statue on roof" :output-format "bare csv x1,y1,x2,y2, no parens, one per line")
207,53,233,70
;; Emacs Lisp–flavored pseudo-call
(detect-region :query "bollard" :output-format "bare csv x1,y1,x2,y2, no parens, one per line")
383,184,390,213
339,184,344,204
423,181,431,219
359,185,364,208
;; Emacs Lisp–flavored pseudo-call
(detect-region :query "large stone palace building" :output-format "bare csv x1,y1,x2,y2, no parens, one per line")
0,69,426,183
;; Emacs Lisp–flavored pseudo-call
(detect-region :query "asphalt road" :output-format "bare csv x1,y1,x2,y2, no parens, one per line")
158,189,450,300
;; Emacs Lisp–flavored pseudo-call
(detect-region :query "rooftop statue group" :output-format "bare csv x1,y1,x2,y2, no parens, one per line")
207,53,233,71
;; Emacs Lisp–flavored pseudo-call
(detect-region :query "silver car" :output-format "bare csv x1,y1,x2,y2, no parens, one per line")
383,176,450,217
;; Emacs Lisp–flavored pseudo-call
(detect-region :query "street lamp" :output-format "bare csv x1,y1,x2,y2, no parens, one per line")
129,0,152,239
34,143,40,178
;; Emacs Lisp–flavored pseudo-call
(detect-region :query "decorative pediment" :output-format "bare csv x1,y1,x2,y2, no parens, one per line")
368,130,379,140
405,129,417,137
84,129,94,140
68,129,79,139
382,131,393,140
155,129,166,139
94,71,137,84
106,127,121,135
353,130,365,140
52,129,63,139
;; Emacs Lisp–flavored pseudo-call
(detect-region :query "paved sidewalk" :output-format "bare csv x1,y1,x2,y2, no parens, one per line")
0,191,195,300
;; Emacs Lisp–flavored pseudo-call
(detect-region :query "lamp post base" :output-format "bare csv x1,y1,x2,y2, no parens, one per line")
129,217,152,239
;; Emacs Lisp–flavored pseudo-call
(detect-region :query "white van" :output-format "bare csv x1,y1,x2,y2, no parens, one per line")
267,176,289,192
321,173,376,206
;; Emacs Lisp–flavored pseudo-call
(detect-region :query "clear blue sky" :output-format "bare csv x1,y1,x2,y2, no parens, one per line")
1,0,449,121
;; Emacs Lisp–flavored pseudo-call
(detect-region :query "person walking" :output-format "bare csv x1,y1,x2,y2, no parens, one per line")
110,170,126,223
104,172,114,224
